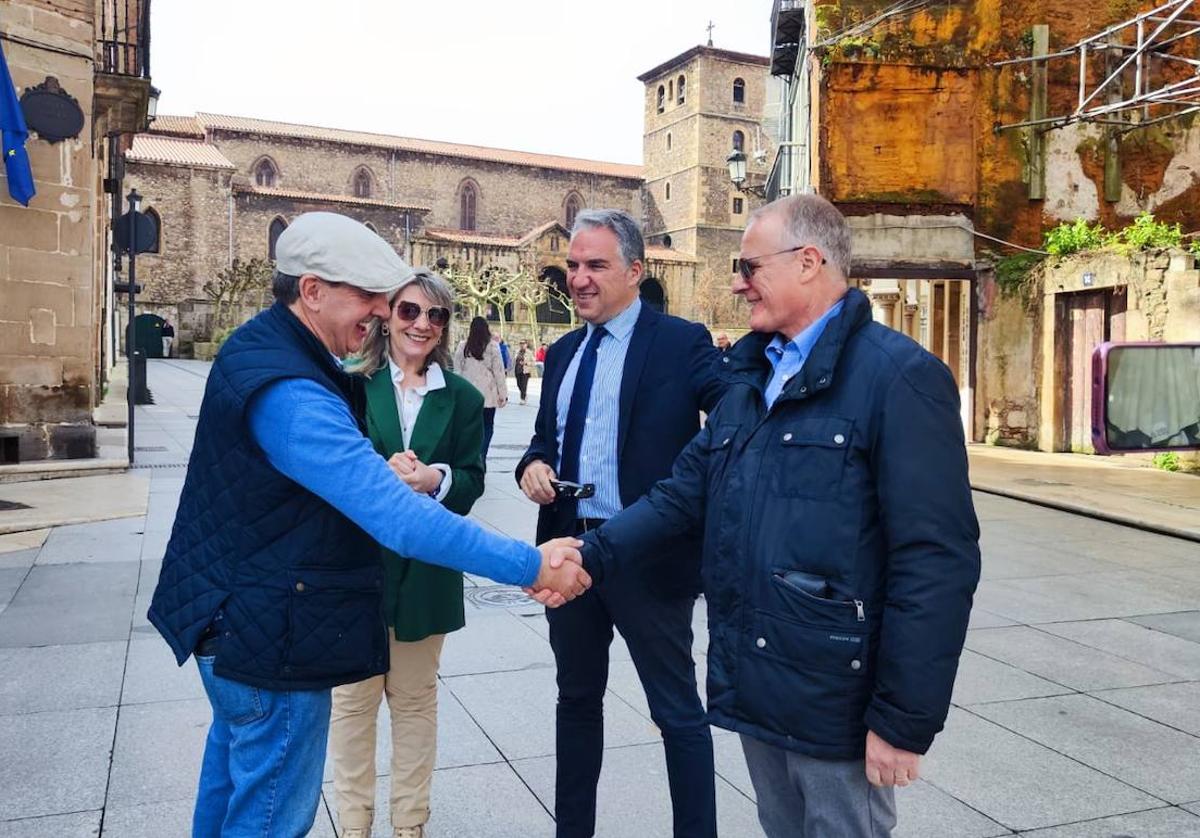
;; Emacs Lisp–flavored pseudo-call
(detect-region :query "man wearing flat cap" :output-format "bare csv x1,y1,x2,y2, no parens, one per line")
148,213,590,837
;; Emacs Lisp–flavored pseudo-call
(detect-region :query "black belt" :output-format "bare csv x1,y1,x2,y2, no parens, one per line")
574,518,607,535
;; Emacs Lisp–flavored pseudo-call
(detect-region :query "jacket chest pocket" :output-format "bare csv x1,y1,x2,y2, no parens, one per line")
705,424,740,487
771,417,853,499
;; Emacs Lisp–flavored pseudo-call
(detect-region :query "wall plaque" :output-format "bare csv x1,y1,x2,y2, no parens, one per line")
20,77,84,144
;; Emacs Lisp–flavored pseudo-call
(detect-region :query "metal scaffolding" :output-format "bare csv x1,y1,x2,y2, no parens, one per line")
994,0,1200,134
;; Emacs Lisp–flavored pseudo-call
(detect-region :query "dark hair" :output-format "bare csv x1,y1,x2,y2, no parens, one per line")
272,271,301,304
464,316,491,361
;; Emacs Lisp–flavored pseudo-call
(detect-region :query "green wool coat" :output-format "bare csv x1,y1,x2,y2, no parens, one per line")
364,365,485,641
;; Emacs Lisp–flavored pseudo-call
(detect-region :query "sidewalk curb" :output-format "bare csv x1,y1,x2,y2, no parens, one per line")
971,482,1200,543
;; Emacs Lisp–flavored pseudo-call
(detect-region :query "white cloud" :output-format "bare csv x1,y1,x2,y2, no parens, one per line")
152,0,771,163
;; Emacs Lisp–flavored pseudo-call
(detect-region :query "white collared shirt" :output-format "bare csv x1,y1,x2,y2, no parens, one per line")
388,357,453,501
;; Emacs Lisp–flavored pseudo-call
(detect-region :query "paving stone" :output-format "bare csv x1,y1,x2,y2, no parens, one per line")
1093,681,1200,737
106,698,211,807
894,780,1013,838
712,731,754,800
1017,806,1200,837
443,667,659,760
102,796,335,837
964,626,1176,691
0,562,138,648
121,637,204,705
0,642,124,715
972,693,1200,804
468,497,537,543
967,608,1018,629
1056,537,1198,571
951,649,1072,706
0,549,39,571
326,763,556,837
438,611,556,677
975,570,1200,624
36,518,146,565
511,743,765,838
1130,611,1200,645
979,542,1119,580
0,568,27,615
1040,618,1200,679
0,707,116,820
1108,533,1200,563
0,529,49,556
0,811,100,837
920,708,1158,832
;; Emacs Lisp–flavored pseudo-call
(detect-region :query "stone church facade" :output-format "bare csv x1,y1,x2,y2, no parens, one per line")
124,46,772,355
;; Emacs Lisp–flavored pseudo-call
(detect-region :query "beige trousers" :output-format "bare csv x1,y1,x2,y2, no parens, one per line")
330,633,446,831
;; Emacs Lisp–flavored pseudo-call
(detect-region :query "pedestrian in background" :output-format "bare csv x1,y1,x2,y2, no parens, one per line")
161,318,175,358
496,332,512,371
514,339,532,404
454,316,508,465
567,194,980,838
332,269,483,838
714,331,730,352
535,342,548,376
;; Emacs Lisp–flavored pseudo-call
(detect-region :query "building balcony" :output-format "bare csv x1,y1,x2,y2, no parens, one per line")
770,0,805,77
94,0,154,137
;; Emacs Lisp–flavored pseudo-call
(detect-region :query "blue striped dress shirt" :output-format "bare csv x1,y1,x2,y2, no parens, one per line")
763,298,845,409
555,297,642,520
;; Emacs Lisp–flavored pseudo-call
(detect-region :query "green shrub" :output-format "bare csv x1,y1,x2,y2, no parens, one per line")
1153,451,1181,472
994,252,1044,298
1044,219,1108,255
1107,211,1182,253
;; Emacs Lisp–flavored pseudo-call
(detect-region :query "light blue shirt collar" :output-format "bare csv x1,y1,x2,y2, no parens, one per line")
587,296,641,344
765,298,846,370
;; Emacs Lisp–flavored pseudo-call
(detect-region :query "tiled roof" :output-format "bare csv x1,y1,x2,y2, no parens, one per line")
148,115,206,138
233,184,430,212
126,135,235,170
637,45,771,82
193,113,644,180
645,245,698,264
518,220,569,246
421,227,522,247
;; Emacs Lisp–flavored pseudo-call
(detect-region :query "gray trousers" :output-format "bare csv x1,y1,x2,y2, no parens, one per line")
741,734,897,838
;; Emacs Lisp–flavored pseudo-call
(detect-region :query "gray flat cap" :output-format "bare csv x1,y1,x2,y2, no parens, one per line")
275,212,413,293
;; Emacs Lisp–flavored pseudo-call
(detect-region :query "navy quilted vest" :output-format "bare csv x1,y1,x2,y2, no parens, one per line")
148,303,387,691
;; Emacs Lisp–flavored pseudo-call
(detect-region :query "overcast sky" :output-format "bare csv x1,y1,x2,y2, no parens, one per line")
151,0,772,165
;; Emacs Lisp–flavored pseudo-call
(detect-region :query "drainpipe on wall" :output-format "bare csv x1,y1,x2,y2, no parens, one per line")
227,180,234,266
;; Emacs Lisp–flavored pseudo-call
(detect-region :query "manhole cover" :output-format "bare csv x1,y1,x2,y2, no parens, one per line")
0,500,33,511
131,462,189,470
465,585,537,609
135,446,168,452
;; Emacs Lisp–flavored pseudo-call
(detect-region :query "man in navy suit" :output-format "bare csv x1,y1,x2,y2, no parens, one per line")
516,209,726,837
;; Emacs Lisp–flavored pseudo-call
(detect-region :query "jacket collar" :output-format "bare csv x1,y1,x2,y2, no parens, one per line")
269,302,367,429
364,363,452,459
721,287,873,404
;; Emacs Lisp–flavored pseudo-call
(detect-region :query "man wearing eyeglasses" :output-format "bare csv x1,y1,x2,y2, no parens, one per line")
516,209,727,837
558,195,981,837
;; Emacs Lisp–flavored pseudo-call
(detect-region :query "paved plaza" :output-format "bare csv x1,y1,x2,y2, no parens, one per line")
1,359,1199,837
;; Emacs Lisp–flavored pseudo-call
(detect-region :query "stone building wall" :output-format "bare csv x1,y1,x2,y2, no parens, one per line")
208,131,640,235
0,2,102,461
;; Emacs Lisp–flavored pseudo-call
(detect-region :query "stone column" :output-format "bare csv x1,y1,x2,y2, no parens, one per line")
872,292,901,332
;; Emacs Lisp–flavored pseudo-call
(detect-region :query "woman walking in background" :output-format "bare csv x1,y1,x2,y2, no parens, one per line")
514,339,532,404
332,269,485,838
454,315,508,465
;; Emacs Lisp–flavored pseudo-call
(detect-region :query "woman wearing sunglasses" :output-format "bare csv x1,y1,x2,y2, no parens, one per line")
453,315,509,466
331,269,483,838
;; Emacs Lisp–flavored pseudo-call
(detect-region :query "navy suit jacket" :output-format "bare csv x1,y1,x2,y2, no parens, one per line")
516,303,726,597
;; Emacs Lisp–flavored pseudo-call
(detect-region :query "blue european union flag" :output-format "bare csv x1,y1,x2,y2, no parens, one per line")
0,40,35,206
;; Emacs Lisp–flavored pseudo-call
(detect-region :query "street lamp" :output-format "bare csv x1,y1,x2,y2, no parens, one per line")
146,86,160,125
126,188,141,464
726,148,768,198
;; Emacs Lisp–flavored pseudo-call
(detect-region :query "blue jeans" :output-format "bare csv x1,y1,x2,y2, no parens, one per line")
193,655,332,838
481,407,497,465
547,571,715,837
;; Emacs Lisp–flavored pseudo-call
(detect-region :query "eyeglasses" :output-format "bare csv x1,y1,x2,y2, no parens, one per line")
736,245,826,280
394,301,450,327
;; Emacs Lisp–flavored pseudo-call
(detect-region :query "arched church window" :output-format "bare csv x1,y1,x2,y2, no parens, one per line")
733,130,745,152
253,158,278,188
564,193,582,229
677,74,686,104
657,85,665,114
268,216,287,260
352,168,373,199
459,180,478,231
733,78,746,104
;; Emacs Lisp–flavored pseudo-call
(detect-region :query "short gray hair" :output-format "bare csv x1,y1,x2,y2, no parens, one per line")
751,194,852,278
345,268,456,377
272,271,301,304
570,209,645,267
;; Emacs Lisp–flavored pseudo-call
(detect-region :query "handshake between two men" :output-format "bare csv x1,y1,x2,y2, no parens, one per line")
387,452,591,606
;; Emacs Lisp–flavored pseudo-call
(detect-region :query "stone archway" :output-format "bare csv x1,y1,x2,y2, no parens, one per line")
640,276,666,313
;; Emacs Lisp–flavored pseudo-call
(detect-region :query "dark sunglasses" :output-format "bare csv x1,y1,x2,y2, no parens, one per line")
737,245,826,280
394,301,450,327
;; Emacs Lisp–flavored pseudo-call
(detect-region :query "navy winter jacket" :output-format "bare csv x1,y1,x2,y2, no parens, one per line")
581,288,981,758
148,303,387,691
